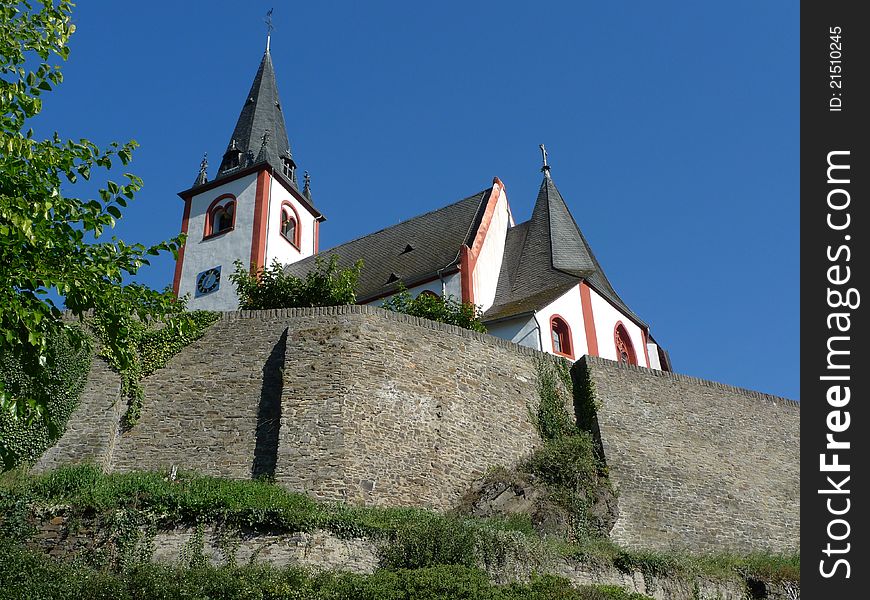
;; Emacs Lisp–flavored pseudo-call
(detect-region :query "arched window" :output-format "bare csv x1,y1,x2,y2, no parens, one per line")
204,195,236,238
280,201,300,248
550,315,574,359
614,322,638,365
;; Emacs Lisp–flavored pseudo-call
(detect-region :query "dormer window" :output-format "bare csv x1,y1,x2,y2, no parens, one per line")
204,195,236,238
550,315,574,359
281,156,296,181
280,201,300,249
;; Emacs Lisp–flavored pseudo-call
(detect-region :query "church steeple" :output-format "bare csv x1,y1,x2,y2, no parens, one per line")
217,49,295,182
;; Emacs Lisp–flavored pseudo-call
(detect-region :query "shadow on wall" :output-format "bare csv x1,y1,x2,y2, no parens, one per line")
251,329,287,479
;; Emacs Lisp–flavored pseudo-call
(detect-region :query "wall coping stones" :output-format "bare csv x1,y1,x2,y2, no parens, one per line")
579,355,799,407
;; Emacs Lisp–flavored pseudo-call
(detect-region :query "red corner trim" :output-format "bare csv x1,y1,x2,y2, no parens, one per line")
468,178,505,262
172,198,192,297
460,245,475,304
579,282,599,356
251,169,271,272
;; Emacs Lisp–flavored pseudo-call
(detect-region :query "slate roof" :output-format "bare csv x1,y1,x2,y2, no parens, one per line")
484,176,646,328
285,189,491,302
216,51,294,181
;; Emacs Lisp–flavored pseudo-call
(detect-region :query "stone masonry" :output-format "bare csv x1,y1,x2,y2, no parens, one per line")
38,306,800,552
579,355,799,553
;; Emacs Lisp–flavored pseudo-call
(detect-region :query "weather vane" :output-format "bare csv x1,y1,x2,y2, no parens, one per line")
265,8,274,52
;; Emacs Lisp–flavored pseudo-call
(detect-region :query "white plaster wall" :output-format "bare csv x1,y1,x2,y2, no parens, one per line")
180,173,258,311
366,273,462,307
487,316,541,350
533,285,589,359
471,188,512,313
588,286,649,367
646,343,662,370
264,177,318,267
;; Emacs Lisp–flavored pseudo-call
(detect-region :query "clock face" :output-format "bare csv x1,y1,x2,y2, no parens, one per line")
195,266,221,296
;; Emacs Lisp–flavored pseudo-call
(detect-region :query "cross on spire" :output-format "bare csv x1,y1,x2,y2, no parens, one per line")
265,8,274,52
540,144,551,178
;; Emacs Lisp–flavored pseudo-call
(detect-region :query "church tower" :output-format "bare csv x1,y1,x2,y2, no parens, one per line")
173,42,324,310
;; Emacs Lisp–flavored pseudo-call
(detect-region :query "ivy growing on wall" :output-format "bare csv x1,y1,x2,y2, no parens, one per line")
524,357,613,539
89,311,220,428
0,325,92,469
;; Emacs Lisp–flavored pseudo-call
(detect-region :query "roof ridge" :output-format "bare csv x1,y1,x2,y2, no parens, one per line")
318,188,490,253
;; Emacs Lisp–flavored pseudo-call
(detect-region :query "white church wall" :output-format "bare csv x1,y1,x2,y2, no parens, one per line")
264,176,318,268
181,173,258,311
487,316,541,350
646,342,663,370
588,286,649,367
471,188,512,313
365,272,463,308
533,285,589,359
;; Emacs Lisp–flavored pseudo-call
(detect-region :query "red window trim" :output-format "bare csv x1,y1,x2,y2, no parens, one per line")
613,321,638,366
549,314,575,360
279,200,301,250
203,194,237,239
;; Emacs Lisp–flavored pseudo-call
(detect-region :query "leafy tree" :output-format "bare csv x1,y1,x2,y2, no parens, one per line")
230,255,363,310
0,1,186,465
381,285,487,332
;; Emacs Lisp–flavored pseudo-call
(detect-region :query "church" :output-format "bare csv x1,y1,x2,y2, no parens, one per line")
172,45,671,371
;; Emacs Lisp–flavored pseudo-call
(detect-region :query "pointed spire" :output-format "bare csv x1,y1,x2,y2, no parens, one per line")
194,153,208,186
302,171,312,200
217,50,293,179
539,144,551,178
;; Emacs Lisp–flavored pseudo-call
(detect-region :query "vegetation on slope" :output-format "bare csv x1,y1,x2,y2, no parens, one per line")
0,465,798,595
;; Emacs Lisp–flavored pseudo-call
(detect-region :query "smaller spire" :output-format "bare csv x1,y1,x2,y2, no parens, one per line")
303,171,312,200
540,144,551,178
264,8,274,53
194,153,208,186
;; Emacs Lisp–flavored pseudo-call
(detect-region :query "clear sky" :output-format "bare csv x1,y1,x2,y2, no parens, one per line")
32,1,799,399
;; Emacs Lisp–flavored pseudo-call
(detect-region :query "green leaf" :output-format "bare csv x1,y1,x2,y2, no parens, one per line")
106,205,121,219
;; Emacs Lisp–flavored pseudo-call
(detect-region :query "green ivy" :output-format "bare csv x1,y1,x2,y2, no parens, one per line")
523,358,613,539
0,325,92,469
381,284,487,333
230,255,363,310
89,311,220,428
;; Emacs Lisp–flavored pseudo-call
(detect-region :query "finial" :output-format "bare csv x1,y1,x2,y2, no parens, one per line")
264,8,274,53
303,171,312,200
540,144,551,178
194,152,209,186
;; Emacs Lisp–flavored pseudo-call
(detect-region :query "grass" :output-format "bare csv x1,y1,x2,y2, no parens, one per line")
0,465,798,588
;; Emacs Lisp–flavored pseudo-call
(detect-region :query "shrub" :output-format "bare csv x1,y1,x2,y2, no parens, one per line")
231,255,363,310
381,285,486,332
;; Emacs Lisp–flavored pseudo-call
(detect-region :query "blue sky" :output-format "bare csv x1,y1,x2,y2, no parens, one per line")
33,1,799,399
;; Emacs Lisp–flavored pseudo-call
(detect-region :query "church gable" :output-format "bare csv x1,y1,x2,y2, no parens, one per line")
285,189,491,302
